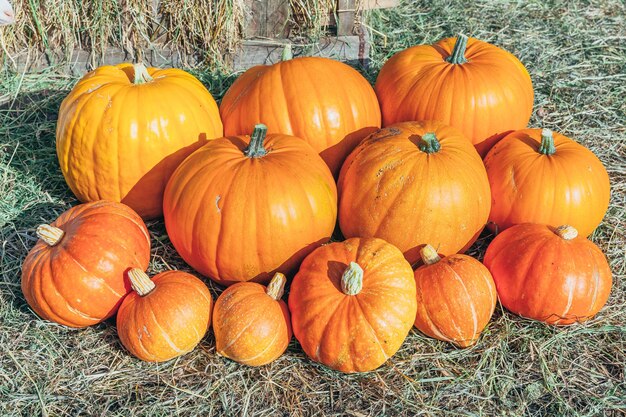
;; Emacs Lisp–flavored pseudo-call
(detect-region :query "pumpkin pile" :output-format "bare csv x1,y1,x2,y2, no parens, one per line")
20,33,613,373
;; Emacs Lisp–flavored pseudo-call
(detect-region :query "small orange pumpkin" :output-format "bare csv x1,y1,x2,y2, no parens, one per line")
116,268,213,362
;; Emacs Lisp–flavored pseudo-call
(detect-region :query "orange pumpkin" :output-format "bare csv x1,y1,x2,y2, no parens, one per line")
413,245,497,347
57,62,223,219
116,268,213,362
21,201,151,328
213,273,292,366
288,237,417,373
483,224,612,325
338,121,491,264
163,124,337,286
219,52,381,176
375,34,534,157
484,128,610,237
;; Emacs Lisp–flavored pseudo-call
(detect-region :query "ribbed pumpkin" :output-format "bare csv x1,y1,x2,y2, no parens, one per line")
116,269,213,362
484,128,610,237
219,51,381,176
21,201,151,328
375,34,534,157
338,121,491,264
213,273,292,366
413,245,497,347
288,237,417,373
484,224,612,325
163,124,337,286
57,62,223,219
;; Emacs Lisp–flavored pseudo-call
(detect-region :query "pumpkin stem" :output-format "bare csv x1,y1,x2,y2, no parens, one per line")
281,44,293,61
419,132,441,154
133,62,153,84
555,225,578,240
128,268,156,296
538,128,556,155
446,34,469,64
420,244,441,265
266,272,287,300
36,224,65,246
244,124,269,158
341,262,363,296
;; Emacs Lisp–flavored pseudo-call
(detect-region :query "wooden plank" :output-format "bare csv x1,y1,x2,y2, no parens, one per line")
361,0,399,9
245,0,291,38
336,0,356,36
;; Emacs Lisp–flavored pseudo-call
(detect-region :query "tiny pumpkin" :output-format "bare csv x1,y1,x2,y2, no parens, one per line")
213,272,292,366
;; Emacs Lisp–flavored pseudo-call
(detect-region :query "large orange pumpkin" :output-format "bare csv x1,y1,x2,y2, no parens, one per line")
57,63,223,219
213,272,292,366
375,34,534,157
219,52,381,176
483,224,612,325
288,237,417,373
21,201,151,328
116,268,213,362
338,121,491,264
413,245,497,347
484,128,610,237
163,124,337,286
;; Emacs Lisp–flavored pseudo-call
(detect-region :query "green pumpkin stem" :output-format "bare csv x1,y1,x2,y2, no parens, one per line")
341,262,363,295
446,34,469,64
538,128,556,155
244,124,269,158
419,132,441,154
281,44,293,61
133,62,153,84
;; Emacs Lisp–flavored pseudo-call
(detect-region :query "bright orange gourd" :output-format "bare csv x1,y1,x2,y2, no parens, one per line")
213,273,292,366
21,201,151,328
413,245,497,347
375,34,534,156
163,124,337,286
288,237,417,373
338,121,491,264
484,128,610,237
57,63,223,219
219,51,381,176
116,268,213,362
484,224,612,325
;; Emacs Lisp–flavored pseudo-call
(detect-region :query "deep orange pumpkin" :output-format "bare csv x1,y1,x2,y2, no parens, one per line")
21,201,151,327
375,34,534,157
288,237,417,373
163,124,337,286
57,63,223,219
219,53,381,176
338,121,491,264
483,224,612,325
484,128,610,237
413,245,497,347
213,272,292,366
116,269,213,362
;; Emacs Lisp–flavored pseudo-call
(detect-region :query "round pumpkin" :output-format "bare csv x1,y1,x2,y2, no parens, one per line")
213,272,292,366
484,128,610,237
219,52,381,176
288,237,417,373
413,245,497,347
375,34,534,157
21,201,151,328
57,62,223,219
116,268,213,362
483,224,612,325
338,121,491,264
163,124,337,286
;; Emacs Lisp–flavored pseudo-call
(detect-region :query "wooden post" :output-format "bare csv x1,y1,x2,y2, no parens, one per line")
245,0,291,38
336,0,356,36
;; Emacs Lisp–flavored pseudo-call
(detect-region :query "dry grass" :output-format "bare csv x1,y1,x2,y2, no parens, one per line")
1,0,625,415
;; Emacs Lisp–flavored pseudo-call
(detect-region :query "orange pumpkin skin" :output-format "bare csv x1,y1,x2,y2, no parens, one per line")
163,125,337,286
213,273,292,366
483,224,612,325
484,129,610,237
219,56,381,176
116,269,213,362
288,237,417,373
338,121,491,264
56,63,223,219
375,35,533,157
413,246,497,347
21,201,151,328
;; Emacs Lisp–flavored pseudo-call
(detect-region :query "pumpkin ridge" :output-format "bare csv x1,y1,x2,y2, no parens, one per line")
418,274,455,343
146,299,186,355
444,261,478,342
217,293,267,352
236,326,281,364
